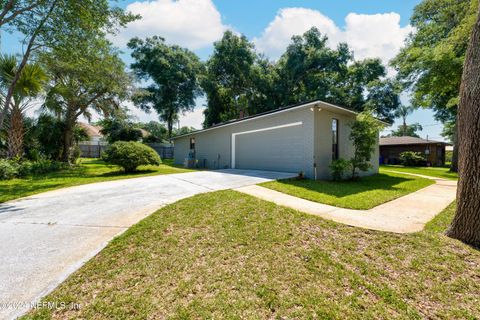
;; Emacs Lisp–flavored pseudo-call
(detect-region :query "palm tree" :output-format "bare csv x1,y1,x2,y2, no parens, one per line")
0,55,47,158
394,105,415,136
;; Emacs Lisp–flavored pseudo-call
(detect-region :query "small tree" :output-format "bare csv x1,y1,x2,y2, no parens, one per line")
348,112,383,179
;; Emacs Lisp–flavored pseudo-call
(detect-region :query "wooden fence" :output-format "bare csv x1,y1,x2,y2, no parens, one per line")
78,142,174,159
78,142,108,158
145,143,174,159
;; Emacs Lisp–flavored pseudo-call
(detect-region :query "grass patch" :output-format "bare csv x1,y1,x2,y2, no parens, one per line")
259,172,434,209
380,165,458,180
424,201,457,233
0,158,193,203
23,192,478,319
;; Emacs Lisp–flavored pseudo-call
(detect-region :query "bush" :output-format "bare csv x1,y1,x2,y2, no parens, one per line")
102,141,161,173
0,159,19,180
28,159,66,175
0,158,66,179
399,151,425,166
0,158,67,180
329,158,351,181
17,161,33,177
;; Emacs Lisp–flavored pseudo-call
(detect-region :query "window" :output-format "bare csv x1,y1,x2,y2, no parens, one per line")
189,137,195,150
332,119,339,160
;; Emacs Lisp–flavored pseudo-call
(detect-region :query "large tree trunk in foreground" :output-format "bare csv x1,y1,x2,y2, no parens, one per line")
446,3,480,247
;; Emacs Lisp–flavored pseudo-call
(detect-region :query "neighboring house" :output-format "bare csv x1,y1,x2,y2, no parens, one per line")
380,136,449,166
78,122,104,143
77,122,154,158
172,100,380,180
78,122,150,143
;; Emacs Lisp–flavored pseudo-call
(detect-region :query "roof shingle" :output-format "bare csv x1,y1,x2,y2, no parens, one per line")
380,136,447,146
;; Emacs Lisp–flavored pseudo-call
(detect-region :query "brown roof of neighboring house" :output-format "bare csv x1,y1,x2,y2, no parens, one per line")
78,122,103,137
78,122,150,138
139,128,150,138
380,136,448,146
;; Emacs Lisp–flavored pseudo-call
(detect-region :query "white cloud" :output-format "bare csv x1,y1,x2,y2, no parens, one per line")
178,105,205,129
254,8,413,64
344,13,414,63
254,8,342,60
112,0,228,50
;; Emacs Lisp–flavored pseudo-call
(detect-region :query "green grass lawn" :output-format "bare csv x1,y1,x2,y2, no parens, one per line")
0,158,193,203
380,165,459,180
260,172,434,210
23,193,478,319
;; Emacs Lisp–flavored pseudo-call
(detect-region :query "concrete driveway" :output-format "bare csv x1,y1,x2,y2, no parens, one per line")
0,169,296,319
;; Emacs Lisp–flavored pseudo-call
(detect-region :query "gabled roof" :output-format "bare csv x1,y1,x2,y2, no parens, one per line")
380,136,448,146
78,122,150,138
172,99,363,139
78,122,103,137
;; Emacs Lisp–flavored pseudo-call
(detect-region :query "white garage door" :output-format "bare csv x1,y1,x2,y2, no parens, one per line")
232,122,305,173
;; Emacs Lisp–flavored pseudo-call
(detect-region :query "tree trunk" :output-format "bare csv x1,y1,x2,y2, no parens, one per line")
62,109,76,163
446,4,480,247
7,106,24,158
166,112,173,139
450,123,459,172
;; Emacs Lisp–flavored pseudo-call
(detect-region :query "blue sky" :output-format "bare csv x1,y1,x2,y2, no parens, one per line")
1,0,447,141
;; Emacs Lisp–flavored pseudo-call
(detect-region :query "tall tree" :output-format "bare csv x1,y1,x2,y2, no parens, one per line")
202,31,257,127
394,105,415,136
0,55,47,158
41,39,131,162
0,0,136,130
202,28,400,127
392,0,478,171
275,28,400,122
128,36,203,138
446,2,480,247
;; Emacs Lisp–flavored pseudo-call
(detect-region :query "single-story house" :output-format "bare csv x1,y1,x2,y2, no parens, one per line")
379,136,449,166
172,100,380,180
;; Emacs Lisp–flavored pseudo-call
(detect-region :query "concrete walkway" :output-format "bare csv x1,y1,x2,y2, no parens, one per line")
0,169,296,320
236,171,457,234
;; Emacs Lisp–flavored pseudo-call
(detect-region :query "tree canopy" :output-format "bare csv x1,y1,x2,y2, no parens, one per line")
41,38,132,162
0,0,137,130
391,0,478,171
128,36,203,138
202,28,400,128
392,0,477,120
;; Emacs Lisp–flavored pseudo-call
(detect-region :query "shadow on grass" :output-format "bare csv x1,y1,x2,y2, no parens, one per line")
0,182,68,203
97,169,158,178
273,173,414,198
